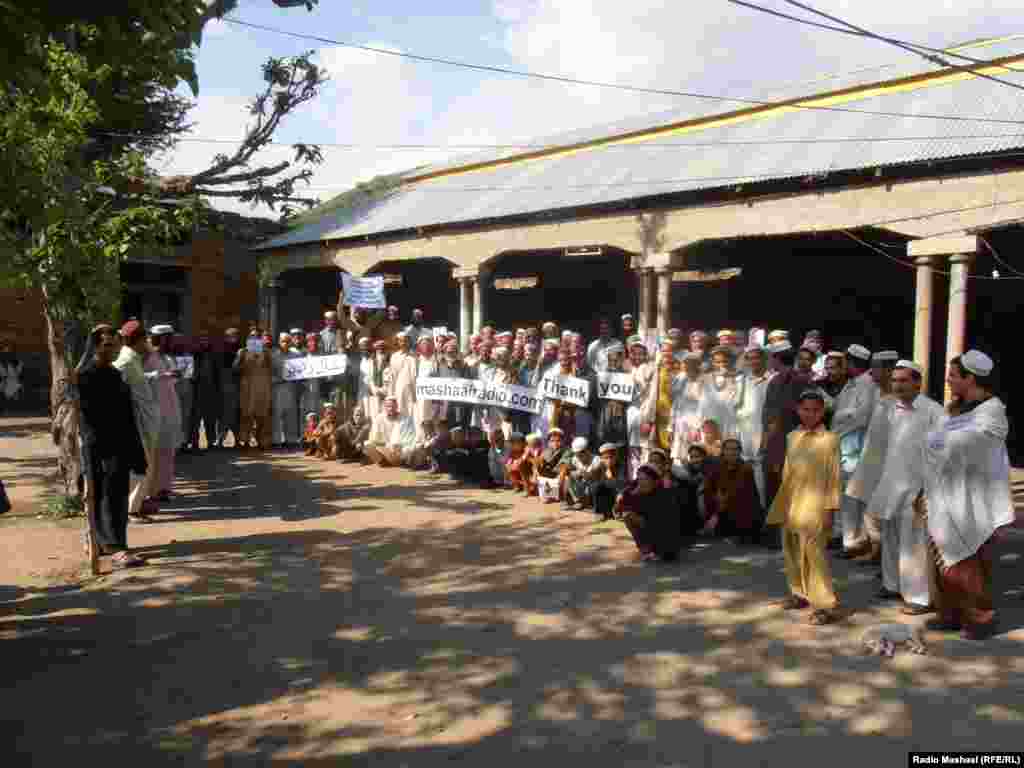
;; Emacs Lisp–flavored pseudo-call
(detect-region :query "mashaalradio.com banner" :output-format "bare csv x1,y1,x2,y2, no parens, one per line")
415,377,542,415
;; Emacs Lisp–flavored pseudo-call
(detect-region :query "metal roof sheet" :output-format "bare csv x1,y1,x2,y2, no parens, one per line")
256,39,1024,251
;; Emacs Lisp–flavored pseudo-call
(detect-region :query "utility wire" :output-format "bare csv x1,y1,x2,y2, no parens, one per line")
222,16,1024,127
776,0,1024,94
841,229,1024,280
979,233,1024,277
111,130,1024,151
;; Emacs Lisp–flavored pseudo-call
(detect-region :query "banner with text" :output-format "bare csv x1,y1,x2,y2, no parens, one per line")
282,353,349,382
415,377,542,415
175,355,194,379
340,274,386,309
539,374,591,408
596,372,635,402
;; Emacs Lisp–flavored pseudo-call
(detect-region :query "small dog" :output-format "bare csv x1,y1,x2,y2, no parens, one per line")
861,623,928,657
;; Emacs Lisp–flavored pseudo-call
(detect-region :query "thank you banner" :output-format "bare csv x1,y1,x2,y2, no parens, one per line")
539,374,590,408
283,353,349,382
596,372,634,402
415,377,542,415
340,274,386,309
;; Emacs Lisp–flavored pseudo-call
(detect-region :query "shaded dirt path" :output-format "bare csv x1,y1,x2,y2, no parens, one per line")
2,424,1024,766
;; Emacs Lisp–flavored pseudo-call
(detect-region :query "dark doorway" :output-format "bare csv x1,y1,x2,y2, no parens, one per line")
366,258,458,331
278,266,342,333
486,247,635,335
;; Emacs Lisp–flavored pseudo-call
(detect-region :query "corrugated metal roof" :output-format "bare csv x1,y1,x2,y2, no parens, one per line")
256,38,1024,251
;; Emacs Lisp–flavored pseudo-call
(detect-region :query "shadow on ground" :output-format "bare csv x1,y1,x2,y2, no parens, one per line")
2,452,1024,767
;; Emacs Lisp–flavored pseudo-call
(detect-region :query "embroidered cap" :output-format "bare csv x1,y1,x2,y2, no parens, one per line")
571,436,589,453
150,324,174,336
598,442,620,454
605,342,624,355
872,350,899,365
768,340,793,354
961,349,994,377
847,344,872,361
895,359,923,375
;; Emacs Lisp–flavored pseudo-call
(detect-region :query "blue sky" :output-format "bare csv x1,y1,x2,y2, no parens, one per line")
163,0,1024,217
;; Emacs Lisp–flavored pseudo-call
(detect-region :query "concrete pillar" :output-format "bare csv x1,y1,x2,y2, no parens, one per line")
472,277,483,335
945,253,972,401
636,269,648,331
646,270,658,332
459,277,473,351
656,268,672,334
913,256,934,390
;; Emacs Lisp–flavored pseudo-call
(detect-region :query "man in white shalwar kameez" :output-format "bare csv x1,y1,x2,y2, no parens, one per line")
831,344,878,556
864,361,944,613
115,320,162,520
410,335,441,467
364,396,417,466
389,332,416,419
586,318,620,373
923,350,1015,639
734,344,773,505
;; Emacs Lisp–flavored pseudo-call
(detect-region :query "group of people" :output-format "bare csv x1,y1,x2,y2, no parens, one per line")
74,302,1015,642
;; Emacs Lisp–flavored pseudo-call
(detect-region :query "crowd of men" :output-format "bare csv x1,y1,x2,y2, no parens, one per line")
74,299,1015,640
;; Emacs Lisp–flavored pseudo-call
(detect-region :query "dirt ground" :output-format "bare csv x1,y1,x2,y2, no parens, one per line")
2,416,1024,767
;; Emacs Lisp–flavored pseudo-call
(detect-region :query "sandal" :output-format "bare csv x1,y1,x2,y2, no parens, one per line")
809,609,837,625
780,596,809,610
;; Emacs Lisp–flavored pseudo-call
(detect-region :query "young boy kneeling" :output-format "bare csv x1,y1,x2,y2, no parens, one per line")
766,390,842,626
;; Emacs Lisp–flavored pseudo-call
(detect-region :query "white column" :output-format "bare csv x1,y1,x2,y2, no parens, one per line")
459,278,473,351
656,268,672,334
945,253,971,402
472,277,483,335
913,256,934,390
636,269,648,332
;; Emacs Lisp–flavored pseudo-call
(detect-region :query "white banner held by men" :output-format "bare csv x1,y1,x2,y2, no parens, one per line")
539,373,590,408
282,353,349,382
415,377,542,415
596,372,634,402
340,273,386,309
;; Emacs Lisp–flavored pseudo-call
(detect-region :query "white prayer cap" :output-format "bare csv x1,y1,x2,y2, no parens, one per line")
395,330,408,338
620,313,634,321
961,349,994,377
357,337,371,347
847,344,872,361
598,442,620,454
150,324,174,336
825,350,845,360
571,436,588,454
690,330,708,339
605,342,624,355
542,321,557,330
667,328,684,339
496,330,513,339
895,359,923,375
873,350,899,363
683,351,704,362
543,338,559,349
324,310,337,318
561,330,572,339
493,346,509,356
289,328,303,335
278,332,291,341
768,340,793,353
305,412,318,420
626,335,645,348
526,432,543,443
767,329,789,341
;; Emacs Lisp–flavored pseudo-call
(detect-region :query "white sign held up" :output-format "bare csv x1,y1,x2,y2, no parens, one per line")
282,353,349,382
340,273,386,309
539,374,590,408
174,355,195,379
596,372,634,402
414,377,542,415
245,339,265,353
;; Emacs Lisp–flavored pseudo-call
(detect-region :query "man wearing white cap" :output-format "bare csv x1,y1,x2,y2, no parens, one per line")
923,350,1015,639
586,318,620,373
832,345,881,558
734,343,772,505
271,332,303,448
145,325,182,501
858,360,943,614
387,331,414,417
563,436,600,510
404,308,426,349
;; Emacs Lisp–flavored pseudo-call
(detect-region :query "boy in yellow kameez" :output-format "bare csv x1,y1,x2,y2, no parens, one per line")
767,389,842,625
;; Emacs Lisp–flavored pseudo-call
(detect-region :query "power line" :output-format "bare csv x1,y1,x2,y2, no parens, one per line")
113,130,1024,151
776,0,1024,95
222,16,1024,128
979,233,1024,277
841,229,1024,280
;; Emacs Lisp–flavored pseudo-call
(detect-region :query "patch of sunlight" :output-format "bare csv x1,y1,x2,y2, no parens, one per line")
765,666,814,687
537,688,580,722
863,670,899,688
825,682,873,707
135,596,174,608
976,704,1024,722
515,612,572,639
719,556,756,566
654,692,695,720
698,690,729,708
277,657,316,672
945,658,1001,686
702,705,766,743
847,700,908,735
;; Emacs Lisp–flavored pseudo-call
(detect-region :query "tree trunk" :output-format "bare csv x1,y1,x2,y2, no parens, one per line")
44,300,99,574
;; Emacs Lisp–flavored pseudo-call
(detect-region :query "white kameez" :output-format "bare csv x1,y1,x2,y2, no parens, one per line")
864,394,944,605
367,411,417,463
924,397,1016,568
846,396,896,504
412,355,441,448
359,356,378,423
626,362,655,477
390,351,417,419
669,374,703,463
734,370,772,504
701,371,739,440
586,337,621,373
298,353,322,421
831,374,879,547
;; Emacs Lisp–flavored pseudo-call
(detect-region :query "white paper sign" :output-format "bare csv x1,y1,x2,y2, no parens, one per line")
246,339,265,353
282,353,349,382
596,372,634,402
432,326,447,340
749,328,766,347
174,355,195,379
415,377,542,414
341,274,386,309
539,374,591,408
